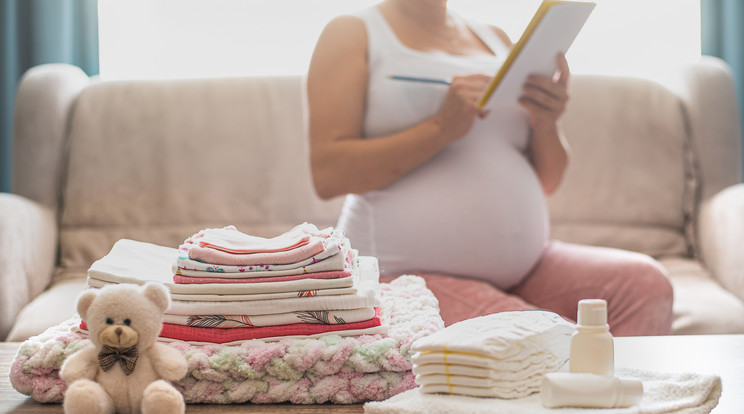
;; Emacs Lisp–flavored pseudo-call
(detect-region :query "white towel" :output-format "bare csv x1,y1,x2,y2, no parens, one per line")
364,367,722,414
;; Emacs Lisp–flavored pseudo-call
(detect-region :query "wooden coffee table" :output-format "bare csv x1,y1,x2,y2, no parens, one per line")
2,335,742,413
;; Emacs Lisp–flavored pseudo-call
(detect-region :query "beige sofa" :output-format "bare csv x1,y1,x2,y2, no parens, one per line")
3,57,744,342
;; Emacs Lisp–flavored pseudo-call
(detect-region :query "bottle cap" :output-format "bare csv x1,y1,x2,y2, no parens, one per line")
616,378,643,407
577,299,608,327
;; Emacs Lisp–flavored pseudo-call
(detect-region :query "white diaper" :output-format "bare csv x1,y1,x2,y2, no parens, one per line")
412,311,575,357
410,311,575,399
411,354,566,380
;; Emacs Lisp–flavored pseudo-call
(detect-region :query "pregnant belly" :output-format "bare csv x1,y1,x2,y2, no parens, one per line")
342,142,549,290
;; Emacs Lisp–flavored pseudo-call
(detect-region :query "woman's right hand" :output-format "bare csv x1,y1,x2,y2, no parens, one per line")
433,74,492,142
308,16,495,199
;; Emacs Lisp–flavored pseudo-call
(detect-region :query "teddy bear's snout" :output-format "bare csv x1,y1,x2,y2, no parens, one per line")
100,324,140,349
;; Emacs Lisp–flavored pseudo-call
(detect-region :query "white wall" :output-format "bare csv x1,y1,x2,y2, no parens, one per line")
99,0,701,82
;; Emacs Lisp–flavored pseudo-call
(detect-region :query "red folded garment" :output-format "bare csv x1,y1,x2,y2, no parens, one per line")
80,307,382,344
172,269,353,284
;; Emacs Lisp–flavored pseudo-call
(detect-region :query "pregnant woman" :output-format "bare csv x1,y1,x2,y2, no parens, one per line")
306,0,673,335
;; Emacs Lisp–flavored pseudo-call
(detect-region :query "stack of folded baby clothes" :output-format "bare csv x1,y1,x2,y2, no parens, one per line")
410,311,575,398
85,223,385,344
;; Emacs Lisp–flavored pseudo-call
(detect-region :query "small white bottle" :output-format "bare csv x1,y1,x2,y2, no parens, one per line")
541,372,643,408
569,299,614,376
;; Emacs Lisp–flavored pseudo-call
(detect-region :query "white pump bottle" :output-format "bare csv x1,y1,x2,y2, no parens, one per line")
569,299,614,376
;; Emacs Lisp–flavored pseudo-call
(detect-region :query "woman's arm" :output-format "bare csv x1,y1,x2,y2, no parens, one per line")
489,27,570,195
307,16,489,199
519,54,571,195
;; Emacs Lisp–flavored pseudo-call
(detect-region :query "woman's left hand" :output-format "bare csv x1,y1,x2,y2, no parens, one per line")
518,53,570,131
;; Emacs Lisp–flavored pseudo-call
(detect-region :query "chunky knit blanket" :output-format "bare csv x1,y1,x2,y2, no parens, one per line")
10,275,443,404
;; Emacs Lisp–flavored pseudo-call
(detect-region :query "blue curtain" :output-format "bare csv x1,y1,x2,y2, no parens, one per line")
0,0,99,193
701,0,744,174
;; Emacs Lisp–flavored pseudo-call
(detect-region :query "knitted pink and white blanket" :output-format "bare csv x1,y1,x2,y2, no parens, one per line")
10,275,443,404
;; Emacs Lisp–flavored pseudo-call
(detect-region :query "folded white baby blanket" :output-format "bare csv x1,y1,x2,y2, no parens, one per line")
364,367,722,414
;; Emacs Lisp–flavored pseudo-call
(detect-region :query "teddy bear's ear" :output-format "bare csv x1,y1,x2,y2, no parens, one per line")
143,282,171,313
77,290,97,320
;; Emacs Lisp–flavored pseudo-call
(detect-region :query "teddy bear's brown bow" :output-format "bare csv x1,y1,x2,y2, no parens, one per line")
98,345,139,375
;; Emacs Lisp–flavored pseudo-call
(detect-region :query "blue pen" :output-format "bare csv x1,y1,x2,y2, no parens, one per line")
389,75,451,85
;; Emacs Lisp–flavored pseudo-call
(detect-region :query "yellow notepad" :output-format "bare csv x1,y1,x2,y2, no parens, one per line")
477,1,596,110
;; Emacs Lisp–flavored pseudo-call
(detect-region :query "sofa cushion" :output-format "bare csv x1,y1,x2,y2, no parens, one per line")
58,77,343,269
660,256,744,334
550,75,696,258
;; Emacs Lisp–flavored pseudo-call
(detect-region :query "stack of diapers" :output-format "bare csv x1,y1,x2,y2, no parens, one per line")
411,311,575,398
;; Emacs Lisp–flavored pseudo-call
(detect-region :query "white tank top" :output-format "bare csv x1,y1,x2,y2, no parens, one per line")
337,7,549,289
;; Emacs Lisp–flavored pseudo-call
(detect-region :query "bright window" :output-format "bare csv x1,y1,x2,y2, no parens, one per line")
98,0,700,82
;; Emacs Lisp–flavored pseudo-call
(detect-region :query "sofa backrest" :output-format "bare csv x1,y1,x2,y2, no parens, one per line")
13,59,742,272
551,74,696,257
57,76,343,269
551,57,742,259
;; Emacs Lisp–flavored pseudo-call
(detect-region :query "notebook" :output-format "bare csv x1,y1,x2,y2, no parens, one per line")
478,1,596,109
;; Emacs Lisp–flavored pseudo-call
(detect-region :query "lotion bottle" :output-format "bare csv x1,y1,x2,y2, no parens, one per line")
569,299,614,376
541,372,643,408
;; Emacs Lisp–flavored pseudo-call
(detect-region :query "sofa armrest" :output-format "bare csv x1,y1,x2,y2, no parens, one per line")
13,63,90,210
680,56,743,201
0,193,57,340
698,183,744,302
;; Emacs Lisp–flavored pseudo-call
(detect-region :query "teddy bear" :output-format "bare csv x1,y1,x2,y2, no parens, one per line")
60,282,188,414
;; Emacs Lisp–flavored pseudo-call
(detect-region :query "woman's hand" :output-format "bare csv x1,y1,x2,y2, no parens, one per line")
519,53,570,131
433,74,492,142
520,53,571,195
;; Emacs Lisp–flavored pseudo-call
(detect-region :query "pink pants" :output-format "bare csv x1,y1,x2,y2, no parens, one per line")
384,241,674,337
